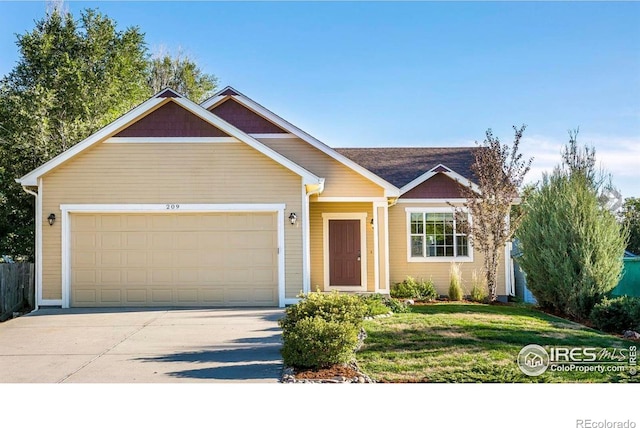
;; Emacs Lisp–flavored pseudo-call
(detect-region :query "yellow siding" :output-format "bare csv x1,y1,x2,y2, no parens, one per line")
388,202,507,296
256,137,384,198
309,202,375,292
41,141,303,301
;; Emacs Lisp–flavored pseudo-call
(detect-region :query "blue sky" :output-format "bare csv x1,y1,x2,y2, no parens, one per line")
1,1,639,197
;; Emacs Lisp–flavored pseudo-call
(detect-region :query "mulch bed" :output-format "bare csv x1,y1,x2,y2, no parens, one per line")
294,364,360,380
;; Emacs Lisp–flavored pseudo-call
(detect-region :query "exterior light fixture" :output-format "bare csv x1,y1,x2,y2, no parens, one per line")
47,213,56,226
370,218,375,230
288,213,297,225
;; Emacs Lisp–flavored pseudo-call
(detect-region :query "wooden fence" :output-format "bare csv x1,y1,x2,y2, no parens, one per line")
0,263,35,322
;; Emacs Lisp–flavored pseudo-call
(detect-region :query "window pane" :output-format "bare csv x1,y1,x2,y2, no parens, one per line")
445,246,454,257
411,213,424,234
456,235,469,256
411,236,424,257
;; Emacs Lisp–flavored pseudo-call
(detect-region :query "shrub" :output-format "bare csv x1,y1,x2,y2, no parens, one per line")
280,316,360,368
359,293,410,315
359,294,391,317
279,291,367,332
391,276,437,301
590,296,640,333
415,278,438,301
385,298,410,313
278,291,368,369
448,263,464,301
516,172,627,320
470,270,488,303
391,276,419,298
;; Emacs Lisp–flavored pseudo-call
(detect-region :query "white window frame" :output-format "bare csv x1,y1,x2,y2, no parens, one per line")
405,207,473,263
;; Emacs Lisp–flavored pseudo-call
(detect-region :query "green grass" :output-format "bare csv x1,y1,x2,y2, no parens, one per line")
357,303,638,383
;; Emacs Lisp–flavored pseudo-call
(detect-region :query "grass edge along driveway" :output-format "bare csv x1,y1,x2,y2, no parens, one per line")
357,303,638,383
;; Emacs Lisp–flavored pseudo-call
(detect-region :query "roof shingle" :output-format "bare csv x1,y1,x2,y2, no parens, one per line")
335,147,479,188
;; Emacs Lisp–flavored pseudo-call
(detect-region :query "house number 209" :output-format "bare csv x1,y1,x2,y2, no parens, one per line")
165,204,180,210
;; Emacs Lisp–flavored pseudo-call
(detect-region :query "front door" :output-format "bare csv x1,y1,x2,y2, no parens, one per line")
328,219,361,286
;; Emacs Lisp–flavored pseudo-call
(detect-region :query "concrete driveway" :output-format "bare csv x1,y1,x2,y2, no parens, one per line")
0,307,284,383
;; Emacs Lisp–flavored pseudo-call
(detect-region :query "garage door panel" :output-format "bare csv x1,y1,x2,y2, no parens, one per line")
151,289,172,303
150,251,173,266
124,215,148,230
254,288,277,303
253,268,277,284
101,289,122,303
74,215,97,231
73,269,96,285
126,289,147,303
177,269,199,283
177,289,198,303
253,214,277,230
99,270,122,284
151,269,174,284
75,289,96,304
201,289,224,304
100,215,122,230
125,251,147,267
99,252,121,267
100,233,122,250
150,232,174,248
199,251,223,267
125,269,147,284
251,249,277,266
226,288,251,304
70,212,278,307
74,233,97,250
199,269,223,284
74,252,96,267
123,232,147,250
177,232,200,249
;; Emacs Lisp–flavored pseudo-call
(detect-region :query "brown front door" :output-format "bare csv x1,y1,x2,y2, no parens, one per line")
329,219,361,286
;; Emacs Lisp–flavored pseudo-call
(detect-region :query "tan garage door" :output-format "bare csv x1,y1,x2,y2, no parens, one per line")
70,212,278,307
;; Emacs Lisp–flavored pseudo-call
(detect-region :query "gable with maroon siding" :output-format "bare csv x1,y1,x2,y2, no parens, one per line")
401,172,466,199
114,101,230,138
209,99,288,134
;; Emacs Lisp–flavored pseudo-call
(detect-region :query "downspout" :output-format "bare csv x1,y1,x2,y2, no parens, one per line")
21,185,39,311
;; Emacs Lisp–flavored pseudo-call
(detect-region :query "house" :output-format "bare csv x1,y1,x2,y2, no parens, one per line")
17,87,512,308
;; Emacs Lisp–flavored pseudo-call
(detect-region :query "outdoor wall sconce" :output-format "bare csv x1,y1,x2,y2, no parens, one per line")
370,218,375,230
288,212,297,225
47,213,56,226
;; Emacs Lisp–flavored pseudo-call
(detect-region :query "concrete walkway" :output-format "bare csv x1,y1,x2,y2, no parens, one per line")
0,307,284,383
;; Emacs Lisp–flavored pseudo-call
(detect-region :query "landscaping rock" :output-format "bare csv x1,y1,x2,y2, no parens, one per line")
405,299,415,305
623,330,640,340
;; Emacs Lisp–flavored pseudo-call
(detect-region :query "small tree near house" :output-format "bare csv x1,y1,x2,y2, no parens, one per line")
458,126,532,302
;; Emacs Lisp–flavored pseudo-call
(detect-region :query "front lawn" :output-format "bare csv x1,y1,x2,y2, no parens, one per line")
358,303,638,383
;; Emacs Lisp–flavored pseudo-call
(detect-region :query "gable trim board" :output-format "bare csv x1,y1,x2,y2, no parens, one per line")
202,87,400,197
105,137,240,144
60,204,287,308
18,93,322,188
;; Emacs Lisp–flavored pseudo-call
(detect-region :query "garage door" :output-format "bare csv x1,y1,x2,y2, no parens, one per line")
70,212,278,307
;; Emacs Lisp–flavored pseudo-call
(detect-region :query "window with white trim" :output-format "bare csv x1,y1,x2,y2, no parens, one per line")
408,210,471,260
